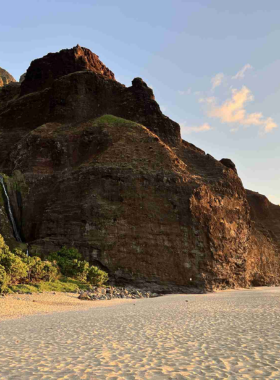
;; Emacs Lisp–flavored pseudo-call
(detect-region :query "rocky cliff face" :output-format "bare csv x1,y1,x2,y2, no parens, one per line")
0,46,279,291
20,45,115,96
246,190,280,249
0,67,16,87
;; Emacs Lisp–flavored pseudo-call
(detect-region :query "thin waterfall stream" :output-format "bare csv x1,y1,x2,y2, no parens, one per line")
0,174,22,242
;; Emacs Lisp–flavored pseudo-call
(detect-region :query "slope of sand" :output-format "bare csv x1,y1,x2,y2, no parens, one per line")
0,287,280,379
0,292,134,321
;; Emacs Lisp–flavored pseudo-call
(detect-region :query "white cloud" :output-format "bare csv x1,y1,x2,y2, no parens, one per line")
232,64,253,79
178,88,191,95
180,122,212,134
199,96,215,104
211,73,224,90
203,86,277,134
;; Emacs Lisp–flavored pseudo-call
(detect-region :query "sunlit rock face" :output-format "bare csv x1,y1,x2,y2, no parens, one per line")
20,44,115,96
0,67,16,87
0,46,279,292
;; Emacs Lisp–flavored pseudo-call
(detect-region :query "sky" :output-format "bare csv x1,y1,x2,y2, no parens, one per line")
1,0,279,204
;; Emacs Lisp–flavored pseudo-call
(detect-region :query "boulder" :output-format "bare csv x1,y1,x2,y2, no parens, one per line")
220,158,237,174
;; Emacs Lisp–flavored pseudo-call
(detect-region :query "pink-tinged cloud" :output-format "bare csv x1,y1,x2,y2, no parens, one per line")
180,122,212,134
202,86,277,134
232,64,253,79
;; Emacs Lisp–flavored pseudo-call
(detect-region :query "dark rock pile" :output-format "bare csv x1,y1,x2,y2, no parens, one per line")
78,286,160,301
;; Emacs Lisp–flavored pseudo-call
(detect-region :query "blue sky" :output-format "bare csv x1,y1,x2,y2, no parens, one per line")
1,0,279,204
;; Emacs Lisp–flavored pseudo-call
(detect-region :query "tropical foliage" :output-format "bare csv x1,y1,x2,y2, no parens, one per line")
0,235,108,293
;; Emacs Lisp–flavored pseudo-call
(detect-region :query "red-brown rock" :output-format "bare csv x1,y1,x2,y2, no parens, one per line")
20,44,115,96
0,46,279,292
0,67,16,87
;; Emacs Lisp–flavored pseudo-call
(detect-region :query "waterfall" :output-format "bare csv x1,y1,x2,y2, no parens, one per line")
0,174,22,242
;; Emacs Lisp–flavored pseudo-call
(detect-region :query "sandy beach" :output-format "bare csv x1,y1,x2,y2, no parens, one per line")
0,292,135,321
0,287,280,379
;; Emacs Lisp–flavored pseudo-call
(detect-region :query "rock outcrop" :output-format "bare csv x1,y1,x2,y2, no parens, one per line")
0,67,16,87
20,44,115,96
0,46,279,291
246,190,280,247
220,158,237,174
19,73,26,83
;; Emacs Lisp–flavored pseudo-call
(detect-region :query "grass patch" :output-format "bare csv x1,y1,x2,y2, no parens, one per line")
94,115,140,128
8,277,91,294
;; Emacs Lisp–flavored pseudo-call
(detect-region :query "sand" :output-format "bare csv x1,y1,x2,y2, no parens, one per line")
0,292,134,321
0,287,280,379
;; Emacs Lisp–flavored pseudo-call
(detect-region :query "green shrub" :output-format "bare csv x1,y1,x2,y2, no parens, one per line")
0,235,28,284
48,247,82,262
87,266,108,286
11,255,28,283
40,261,59,282
13,248,27,259
71,259,89,281
0,250,28,284
48,247,89,280
0,235,8,252
27,256,59,282
0,237,110,291
0,264,7,293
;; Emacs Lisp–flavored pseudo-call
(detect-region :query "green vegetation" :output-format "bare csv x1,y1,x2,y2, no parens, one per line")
47,246,89,280
96,114,130,125
94,114,140,129
87,265,109,286
0,234,108,294
0,264,8,292
8,278,90,294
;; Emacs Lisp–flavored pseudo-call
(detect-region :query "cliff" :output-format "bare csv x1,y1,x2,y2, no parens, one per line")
0,46,279,291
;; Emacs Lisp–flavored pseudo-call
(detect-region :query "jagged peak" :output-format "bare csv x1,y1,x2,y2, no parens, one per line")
20,45,115,96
